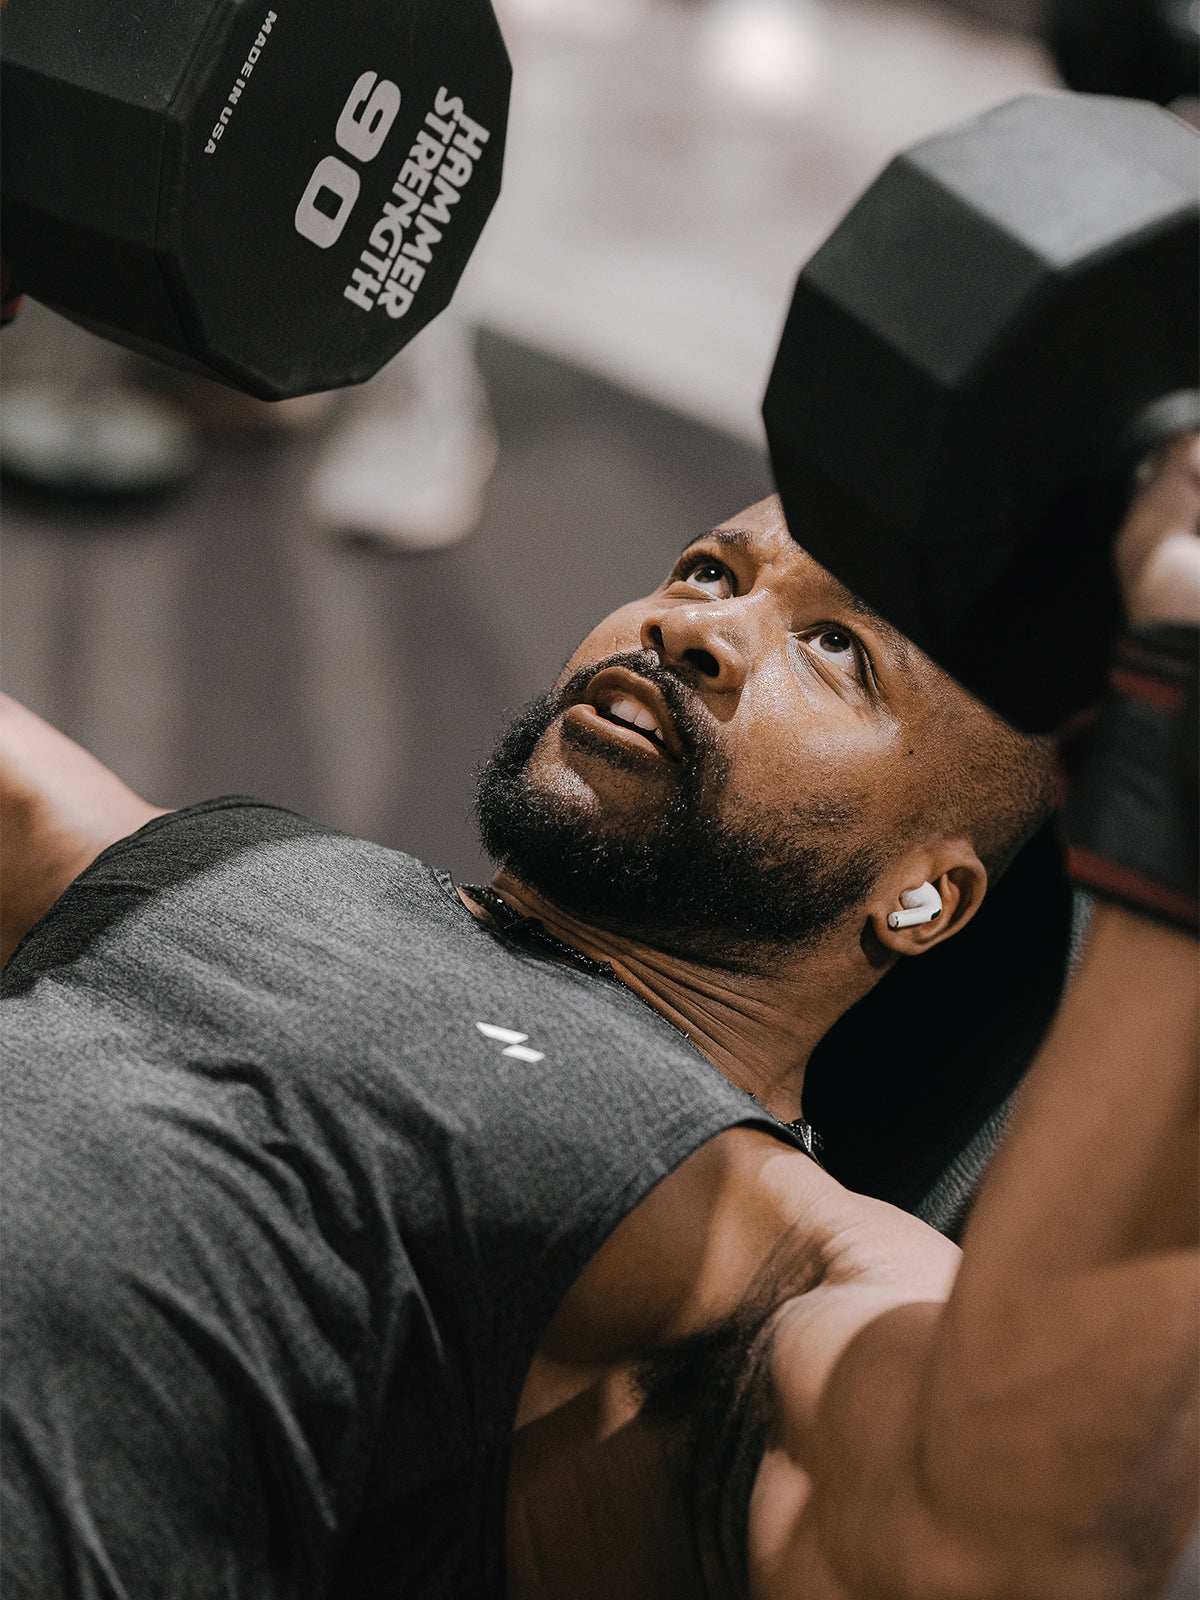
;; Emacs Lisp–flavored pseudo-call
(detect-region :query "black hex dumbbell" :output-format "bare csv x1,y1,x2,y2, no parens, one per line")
0,0,510,399
764,93,1198,734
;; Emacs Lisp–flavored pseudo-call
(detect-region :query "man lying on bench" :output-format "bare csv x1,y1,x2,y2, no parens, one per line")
2,438,1197,1600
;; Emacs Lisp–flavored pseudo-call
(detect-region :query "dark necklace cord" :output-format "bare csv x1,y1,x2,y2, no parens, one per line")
461,884,618,981
459,883,822,1163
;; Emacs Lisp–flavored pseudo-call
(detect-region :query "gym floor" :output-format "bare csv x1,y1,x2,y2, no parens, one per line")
2,0,1053,888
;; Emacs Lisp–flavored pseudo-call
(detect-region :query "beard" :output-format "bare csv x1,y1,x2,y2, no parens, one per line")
473,650,883,972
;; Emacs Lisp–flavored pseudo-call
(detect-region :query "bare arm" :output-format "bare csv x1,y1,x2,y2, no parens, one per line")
752,907,1197,1600
0,695,165,962
928,908,1195,1590
511,922,1196,1600
754,441,1200,1600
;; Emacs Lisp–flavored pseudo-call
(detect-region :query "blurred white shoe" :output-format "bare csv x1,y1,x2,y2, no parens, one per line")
0,301,198,496
696,0,832,117
306,318,498,551
500,0,649,42
0,382,197,496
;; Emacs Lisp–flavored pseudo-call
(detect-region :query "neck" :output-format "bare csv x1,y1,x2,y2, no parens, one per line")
478,871,877,1123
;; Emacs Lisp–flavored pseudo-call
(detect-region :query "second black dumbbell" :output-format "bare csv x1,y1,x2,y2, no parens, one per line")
764,92,1198,734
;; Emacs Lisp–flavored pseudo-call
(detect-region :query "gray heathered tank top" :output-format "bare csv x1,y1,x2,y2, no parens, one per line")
1,800,790,1599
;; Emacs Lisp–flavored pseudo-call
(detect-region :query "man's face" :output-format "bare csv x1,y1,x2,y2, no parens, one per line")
476,496,949,968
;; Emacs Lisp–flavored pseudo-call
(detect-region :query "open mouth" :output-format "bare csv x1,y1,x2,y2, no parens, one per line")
561,666,686,764
592,692,666,748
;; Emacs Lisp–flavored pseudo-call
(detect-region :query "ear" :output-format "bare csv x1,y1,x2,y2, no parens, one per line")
868,842,988,959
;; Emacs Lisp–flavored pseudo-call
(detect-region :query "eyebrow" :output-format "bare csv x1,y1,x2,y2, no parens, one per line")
678,526,756,556
680,528,914,673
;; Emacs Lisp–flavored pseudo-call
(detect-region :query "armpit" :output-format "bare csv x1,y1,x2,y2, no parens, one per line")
634,1234,830,1600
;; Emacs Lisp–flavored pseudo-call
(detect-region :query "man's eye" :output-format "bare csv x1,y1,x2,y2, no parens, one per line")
813,628,855,660
802,627,864,678
675,556,734,597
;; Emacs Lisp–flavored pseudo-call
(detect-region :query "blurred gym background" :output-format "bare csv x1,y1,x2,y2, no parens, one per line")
0,0,1193,881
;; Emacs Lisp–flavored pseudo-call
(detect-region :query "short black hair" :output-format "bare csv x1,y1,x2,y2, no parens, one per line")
935,708,1056,882
897,671,1056,884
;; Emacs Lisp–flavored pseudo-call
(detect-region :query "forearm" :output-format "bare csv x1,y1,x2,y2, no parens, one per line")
956,907,1197,1265
771,446,1200,1600
0,695,165,962
892,449,1200,1594
916,906,1198,1596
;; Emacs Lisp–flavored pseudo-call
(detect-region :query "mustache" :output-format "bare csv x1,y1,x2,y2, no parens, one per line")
556,649,712,761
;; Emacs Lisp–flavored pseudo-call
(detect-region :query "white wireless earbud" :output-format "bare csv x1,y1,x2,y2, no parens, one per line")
887,881,943,930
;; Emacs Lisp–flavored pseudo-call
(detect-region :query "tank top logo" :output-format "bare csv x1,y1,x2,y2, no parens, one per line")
475,1021,545,1064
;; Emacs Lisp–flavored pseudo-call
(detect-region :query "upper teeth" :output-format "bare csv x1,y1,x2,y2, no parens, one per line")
605,695,662,740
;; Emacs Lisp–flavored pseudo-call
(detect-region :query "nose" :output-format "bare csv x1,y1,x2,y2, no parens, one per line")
639,595,751,693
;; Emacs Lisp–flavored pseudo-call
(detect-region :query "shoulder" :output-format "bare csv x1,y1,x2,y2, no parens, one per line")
0,694,166,963
531,1123,958,1382
5,797,434,972
509,1127,960,1599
